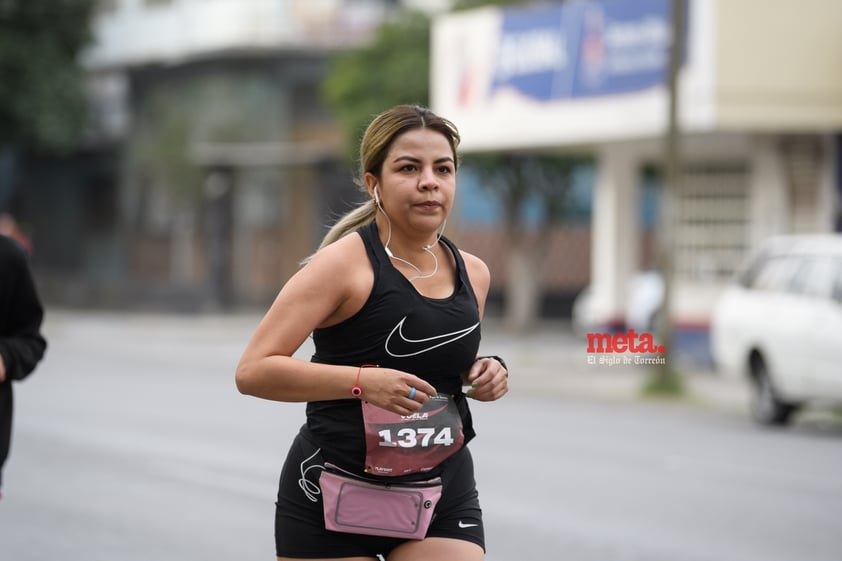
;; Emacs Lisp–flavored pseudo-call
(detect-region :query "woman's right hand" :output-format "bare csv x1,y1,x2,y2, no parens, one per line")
358,367,437,416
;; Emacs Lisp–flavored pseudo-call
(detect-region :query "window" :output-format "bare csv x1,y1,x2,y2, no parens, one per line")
672,164,749,281
750,255,801,292
787,257,812,295
831,259,842,303
787,257,835,298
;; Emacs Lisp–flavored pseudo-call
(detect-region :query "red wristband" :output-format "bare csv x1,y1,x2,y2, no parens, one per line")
352,364,377,398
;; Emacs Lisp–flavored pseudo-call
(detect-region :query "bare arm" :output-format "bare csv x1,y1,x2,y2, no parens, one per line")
235,234,435,414
461,250,490,320
460,251,508,401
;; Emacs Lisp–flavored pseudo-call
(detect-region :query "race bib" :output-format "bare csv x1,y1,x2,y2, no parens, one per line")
361,394,464,477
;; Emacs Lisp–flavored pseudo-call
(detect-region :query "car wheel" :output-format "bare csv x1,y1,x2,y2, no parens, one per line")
749,354,796,426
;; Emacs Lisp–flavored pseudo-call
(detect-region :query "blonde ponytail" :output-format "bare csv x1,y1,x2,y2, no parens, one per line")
319,199,377,250
301,199,376,264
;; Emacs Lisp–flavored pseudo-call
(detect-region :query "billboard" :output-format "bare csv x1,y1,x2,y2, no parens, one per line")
432,0,713,151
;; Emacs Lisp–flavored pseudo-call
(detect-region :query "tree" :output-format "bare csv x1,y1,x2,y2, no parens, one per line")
469,153,588,330
322,0,532,156
0,0,96,210
643,0,685,397
323,10,432,162
322,0,583,330
0,0,96,151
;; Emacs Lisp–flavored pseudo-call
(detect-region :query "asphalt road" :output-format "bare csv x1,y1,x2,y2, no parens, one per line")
0,312,840,561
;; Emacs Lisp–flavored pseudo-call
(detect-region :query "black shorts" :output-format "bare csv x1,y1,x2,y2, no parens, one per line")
274,430,485,558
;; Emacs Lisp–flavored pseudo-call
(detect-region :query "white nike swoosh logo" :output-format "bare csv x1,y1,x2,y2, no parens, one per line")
384,316,479,358
458,521,478,528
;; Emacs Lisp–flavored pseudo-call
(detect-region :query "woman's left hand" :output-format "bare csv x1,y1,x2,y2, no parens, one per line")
464,357,508,401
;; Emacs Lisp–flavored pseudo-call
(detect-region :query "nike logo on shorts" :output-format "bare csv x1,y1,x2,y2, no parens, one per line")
458,521,479,529
385,316,480,358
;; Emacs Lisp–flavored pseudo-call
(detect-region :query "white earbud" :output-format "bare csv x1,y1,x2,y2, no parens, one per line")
373,184,443,281
375,186,392,256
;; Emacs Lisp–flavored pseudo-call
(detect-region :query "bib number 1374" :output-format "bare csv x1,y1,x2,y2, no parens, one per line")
378,427,455,448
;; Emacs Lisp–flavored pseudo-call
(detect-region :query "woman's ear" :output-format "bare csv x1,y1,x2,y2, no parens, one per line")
364,172,378,201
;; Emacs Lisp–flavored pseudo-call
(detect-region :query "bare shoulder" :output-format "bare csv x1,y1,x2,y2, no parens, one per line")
300,231,373,326
302,231,370,294
459,250,491,293
239,232,371,358
309,230,367,270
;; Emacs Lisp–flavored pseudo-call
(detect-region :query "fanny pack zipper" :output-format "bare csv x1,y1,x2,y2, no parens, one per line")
324,462,442,488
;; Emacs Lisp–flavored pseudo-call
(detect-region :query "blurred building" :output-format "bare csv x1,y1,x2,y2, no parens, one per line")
29,0,419,310
432,0,842,343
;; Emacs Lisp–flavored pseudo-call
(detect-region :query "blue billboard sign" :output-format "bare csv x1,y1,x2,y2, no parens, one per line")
491,0,685,101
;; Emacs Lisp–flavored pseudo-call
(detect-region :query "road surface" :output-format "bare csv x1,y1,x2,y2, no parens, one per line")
0,312,840,561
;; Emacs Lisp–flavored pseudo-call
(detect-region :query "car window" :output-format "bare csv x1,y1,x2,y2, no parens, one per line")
832,258,842,304
749,255,801,292
786,257,811,294
787,257,836,299
737,248,771,287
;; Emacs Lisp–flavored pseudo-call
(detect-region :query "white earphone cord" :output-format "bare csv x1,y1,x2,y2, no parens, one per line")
375,196,445,282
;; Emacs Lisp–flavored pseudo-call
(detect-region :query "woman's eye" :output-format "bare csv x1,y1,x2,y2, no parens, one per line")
400,164,416,172
438,166,453,174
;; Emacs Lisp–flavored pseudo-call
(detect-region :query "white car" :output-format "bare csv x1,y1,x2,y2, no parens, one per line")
710,234,842,425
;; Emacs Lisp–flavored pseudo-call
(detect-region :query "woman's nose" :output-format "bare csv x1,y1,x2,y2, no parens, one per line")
419,167,439,190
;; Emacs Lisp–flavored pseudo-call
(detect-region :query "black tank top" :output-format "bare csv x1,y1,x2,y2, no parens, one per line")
303,221,481,474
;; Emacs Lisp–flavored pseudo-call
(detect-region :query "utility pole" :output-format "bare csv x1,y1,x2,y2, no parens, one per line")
645,0,684,395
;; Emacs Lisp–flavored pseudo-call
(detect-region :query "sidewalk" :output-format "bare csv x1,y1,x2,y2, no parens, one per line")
43,309,750,413
480,322,750,413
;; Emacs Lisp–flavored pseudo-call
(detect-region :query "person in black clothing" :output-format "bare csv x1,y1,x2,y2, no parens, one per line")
0,233,47,497
236,105,508,561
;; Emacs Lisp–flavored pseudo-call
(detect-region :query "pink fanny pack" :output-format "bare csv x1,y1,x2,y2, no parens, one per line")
320,463,442,540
